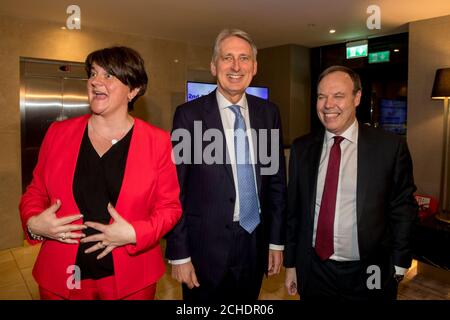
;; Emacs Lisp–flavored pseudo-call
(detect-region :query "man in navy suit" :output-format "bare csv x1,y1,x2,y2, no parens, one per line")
166,29,286,302
284,66,417,300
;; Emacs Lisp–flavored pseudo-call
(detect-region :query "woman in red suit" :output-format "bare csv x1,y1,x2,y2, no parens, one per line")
19,46,182,300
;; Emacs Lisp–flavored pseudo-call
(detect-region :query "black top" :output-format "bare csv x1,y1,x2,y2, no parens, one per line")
73,125,133,280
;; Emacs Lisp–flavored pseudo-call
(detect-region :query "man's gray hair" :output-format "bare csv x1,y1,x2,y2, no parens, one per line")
212,29,258,63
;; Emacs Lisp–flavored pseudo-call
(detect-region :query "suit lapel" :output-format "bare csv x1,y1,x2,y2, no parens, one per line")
356,124,371,225
309,130,324,221
202,91,234,184
247,94,263,195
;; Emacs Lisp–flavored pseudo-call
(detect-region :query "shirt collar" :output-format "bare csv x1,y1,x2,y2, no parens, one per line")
216,89,248,110
325,119,358,144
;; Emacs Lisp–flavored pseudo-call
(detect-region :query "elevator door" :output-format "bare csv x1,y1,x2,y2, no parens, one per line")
20,58,90,192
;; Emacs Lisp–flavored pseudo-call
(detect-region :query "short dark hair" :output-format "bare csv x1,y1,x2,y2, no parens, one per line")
317,65,362,95
85,46,148,110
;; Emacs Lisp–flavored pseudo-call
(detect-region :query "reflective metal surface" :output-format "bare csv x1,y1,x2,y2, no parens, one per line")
20,58,90,191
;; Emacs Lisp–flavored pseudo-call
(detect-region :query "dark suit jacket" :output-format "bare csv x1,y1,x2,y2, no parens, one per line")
284,124,418,293
166,90,286,287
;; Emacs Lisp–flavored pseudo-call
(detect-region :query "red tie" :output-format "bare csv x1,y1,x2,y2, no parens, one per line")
315,136,344,261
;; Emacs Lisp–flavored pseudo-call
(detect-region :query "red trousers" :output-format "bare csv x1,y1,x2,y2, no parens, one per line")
39,276,156,300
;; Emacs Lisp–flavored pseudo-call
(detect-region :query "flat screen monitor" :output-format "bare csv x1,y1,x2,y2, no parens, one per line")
186,81,269,102
378,99,407,135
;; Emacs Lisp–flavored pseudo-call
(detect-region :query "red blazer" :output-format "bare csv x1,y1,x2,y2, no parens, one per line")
19,114,181,298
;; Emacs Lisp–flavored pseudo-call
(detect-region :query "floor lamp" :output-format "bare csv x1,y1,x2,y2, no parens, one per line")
432,68,450,223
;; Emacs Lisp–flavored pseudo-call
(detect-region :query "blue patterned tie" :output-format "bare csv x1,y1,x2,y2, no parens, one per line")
229,105,260,233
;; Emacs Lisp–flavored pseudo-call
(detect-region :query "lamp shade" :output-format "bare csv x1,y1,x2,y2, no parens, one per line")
432,68,450,99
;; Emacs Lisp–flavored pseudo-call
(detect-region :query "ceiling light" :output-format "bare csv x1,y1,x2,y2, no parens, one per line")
394,49,400,52
329,29,336,34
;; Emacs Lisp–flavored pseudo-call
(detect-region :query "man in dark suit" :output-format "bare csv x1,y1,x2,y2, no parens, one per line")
284,65,418,300
166,29,286,302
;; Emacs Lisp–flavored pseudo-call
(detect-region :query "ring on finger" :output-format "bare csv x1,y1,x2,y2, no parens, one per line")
99,242,105,249
61,232,66,240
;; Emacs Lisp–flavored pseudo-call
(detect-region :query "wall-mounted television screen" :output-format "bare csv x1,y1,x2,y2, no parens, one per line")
378,99,407,135
186,81,269,102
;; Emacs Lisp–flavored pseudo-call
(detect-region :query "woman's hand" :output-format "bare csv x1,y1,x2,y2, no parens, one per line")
80,203,136,259
26,199,86,244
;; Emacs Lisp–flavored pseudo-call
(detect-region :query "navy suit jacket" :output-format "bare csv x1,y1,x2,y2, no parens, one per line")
284,124,418,293
166,90,286,286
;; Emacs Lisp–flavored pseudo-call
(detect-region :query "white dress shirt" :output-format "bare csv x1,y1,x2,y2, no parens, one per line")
313,120,360,261
216,90,260,222
218,91,282,251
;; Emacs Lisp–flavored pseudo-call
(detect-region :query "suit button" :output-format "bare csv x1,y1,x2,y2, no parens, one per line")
229,197,234,203
226,224,231,229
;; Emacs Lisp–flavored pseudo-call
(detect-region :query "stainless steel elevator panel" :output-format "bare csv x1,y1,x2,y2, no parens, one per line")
20,58,90,191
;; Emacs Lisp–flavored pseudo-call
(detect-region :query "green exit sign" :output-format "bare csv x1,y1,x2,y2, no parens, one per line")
346,40,368,59
346,45,368,59
369,51,390,63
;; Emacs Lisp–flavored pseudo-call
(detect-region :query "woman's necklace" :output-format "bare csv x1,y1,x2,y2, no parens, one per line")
89,118,132,145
